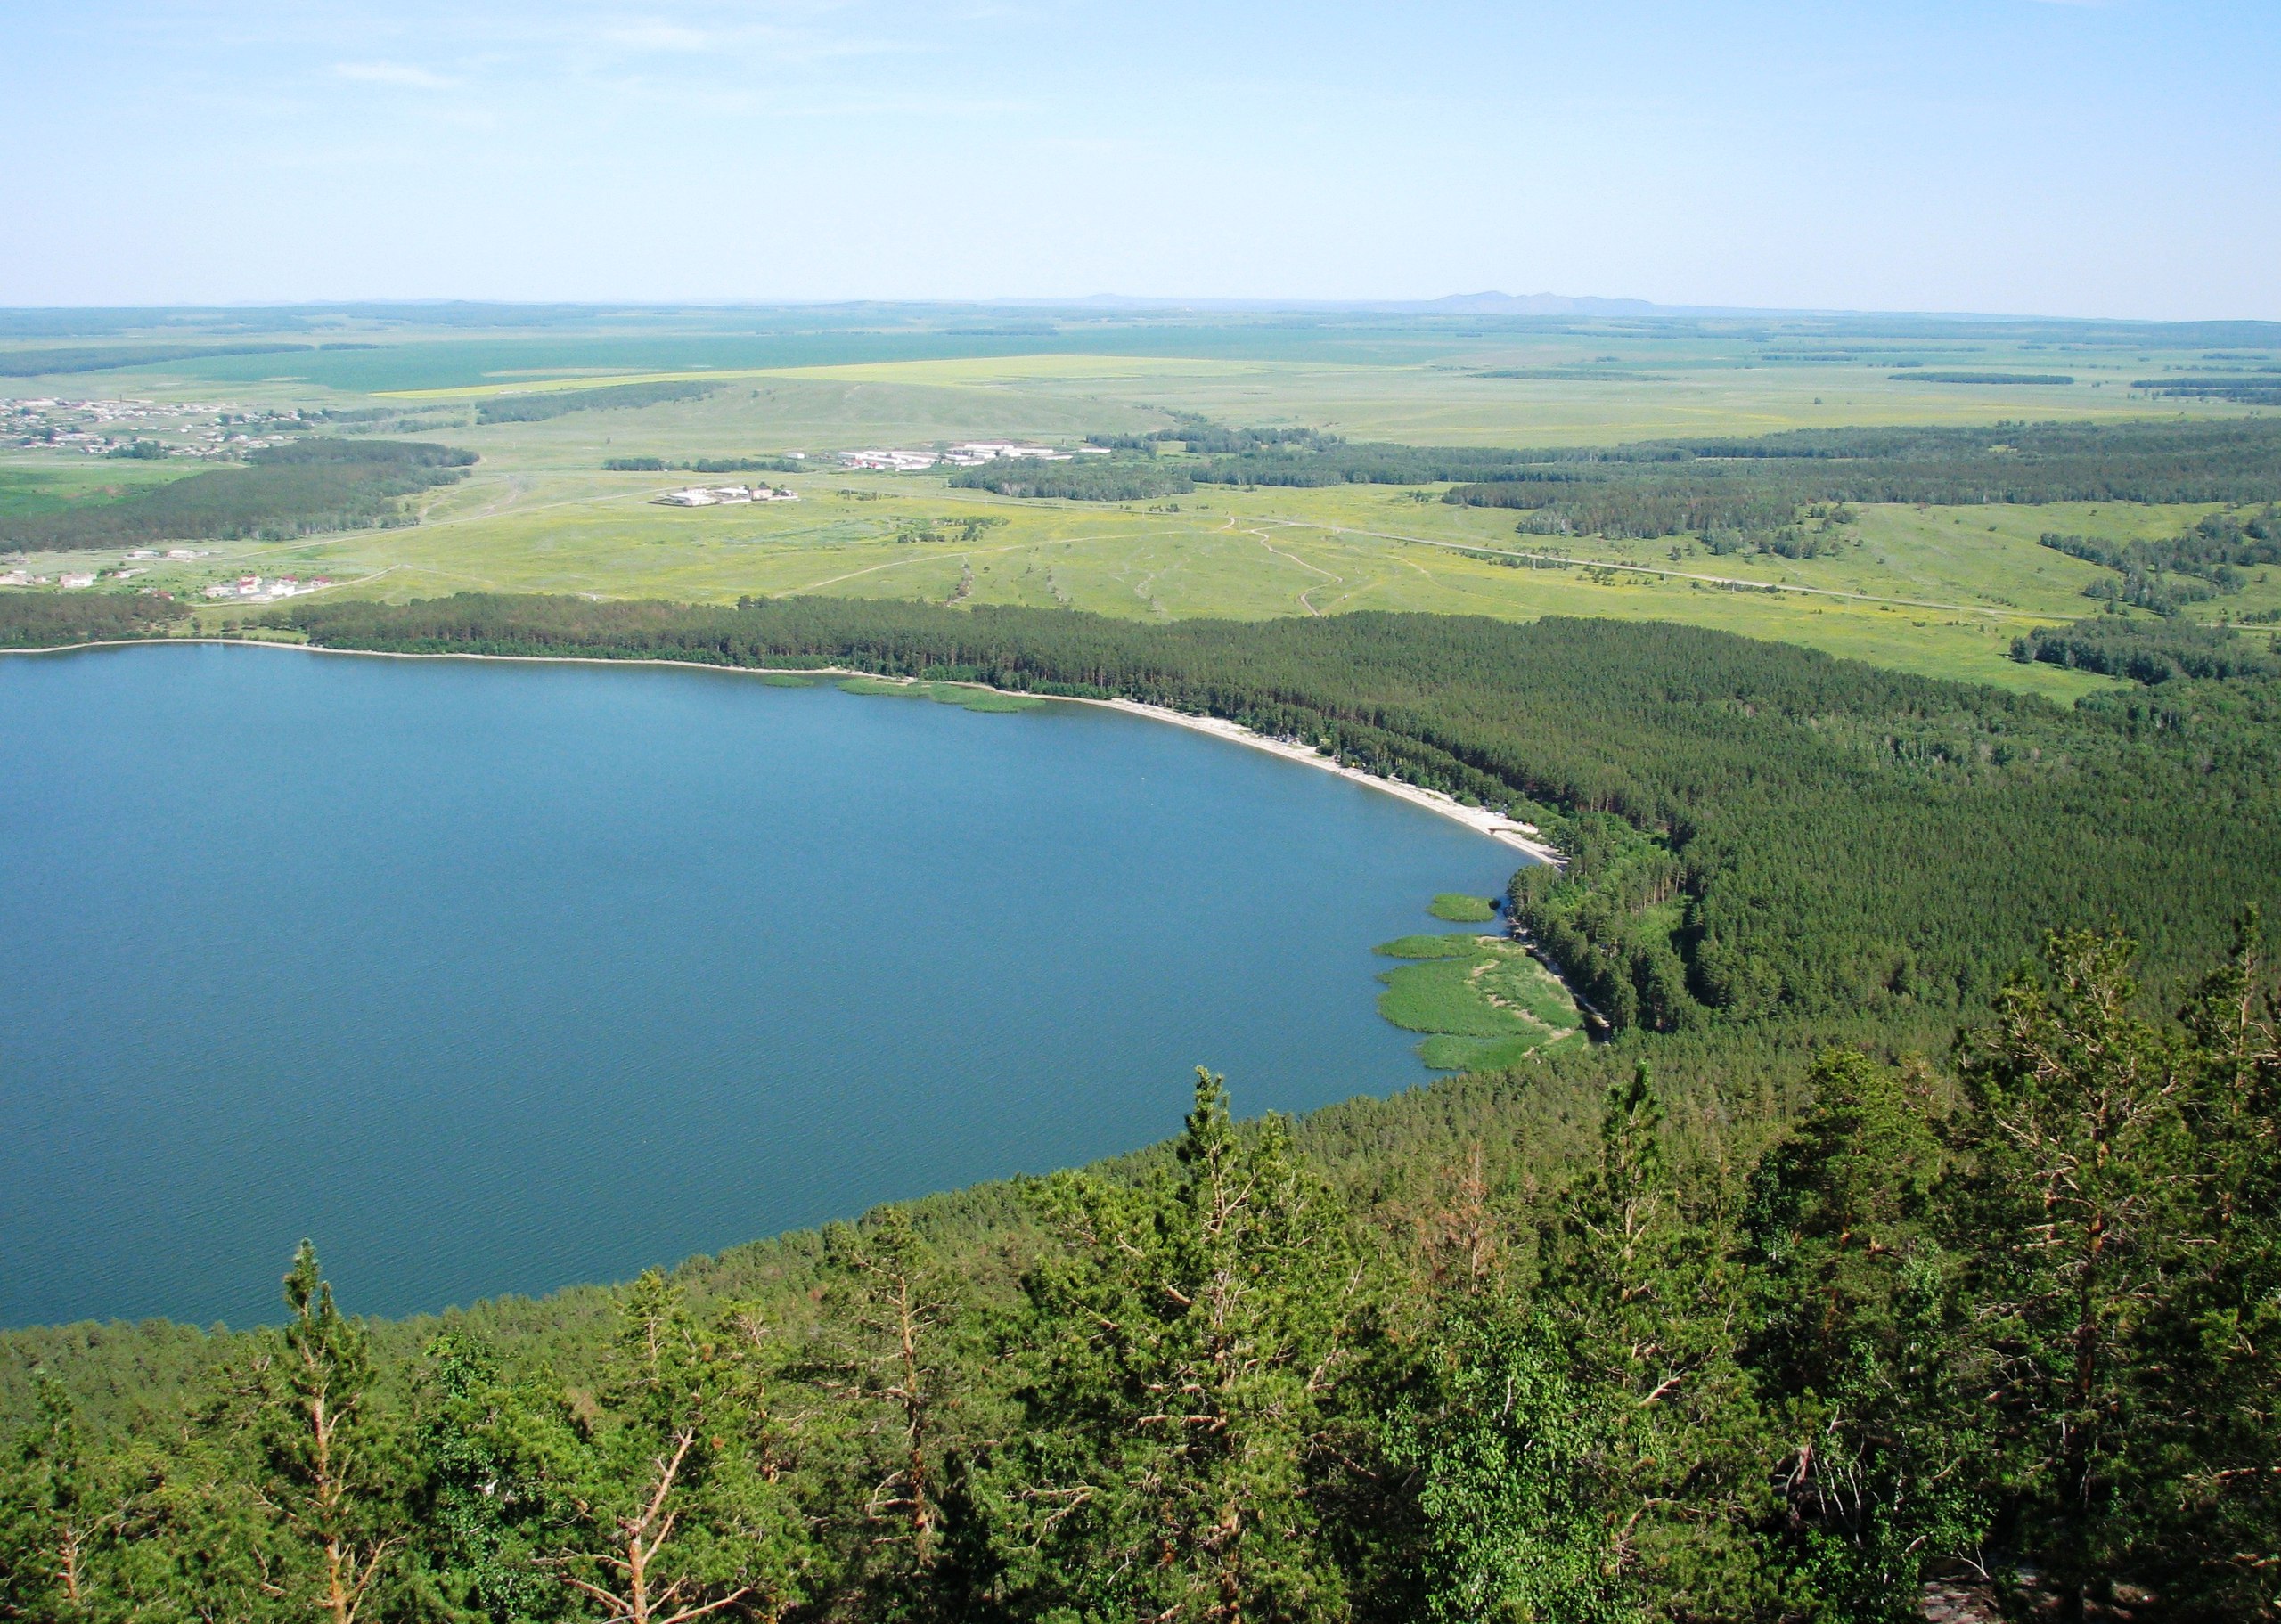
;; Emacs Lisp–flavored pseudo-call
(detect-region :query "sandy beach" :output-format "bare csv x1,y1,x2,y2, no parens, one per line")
1074,696,1562,865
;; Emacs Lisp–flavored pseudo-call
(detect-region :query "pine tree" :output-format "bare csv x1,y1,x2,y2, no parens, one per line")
1533,1063,1768,1619
527,1269,809,1623
1948,932,2198,1618
2138,911,2281,1615
989,1069,1369,1622
0,1371,118,1619
257,1242,402,1624
1742,1049,1984,1620
819,1209,960,1580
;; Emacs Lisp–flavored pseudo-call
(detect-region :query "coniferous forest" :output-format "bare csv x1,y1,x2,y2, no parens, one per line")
0,442,475,552
1,934,2274,1623
3,593,2277,1620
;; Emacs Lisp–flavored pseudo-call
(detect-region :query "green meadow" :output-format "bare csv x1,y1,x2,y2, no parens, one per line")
6,306,2276,699
1373,929,1584,1070
835,675,1043,711
0,456,211,518
136,469,2245,698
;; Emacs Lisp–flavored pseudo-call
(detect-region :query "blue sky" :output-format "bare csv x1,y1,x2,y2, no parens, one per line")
4,1,2275,317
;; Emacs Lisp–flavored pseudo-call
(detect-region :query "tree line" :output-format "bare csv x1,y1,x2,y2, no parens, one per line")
2130,375,2281,407
1888,371,2074,385
4,926,2275,1621
1025,415,2281,536
601,458,805,475
0,441,476,553
2039,509,2281,615
2013,616,2281,684
1441,420,2281,539
0,592,190,649
0,343,335,378
944,460,1194,501
475,384,724,425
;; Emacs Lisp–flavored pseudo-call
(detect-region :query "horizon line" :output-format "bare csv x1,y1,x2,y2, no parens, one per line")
3,293,2279,330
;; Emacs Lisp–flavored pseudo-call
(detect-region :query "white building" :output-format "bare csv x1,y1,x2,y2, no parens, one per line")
942,442,1073,466
58,572,96,589
652,485,800,507
839,449,941,471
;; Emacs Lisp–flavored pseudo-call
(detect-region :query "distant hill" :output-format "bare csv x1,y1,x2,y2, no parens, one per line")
1035,290,1671,315
1389,290,1666,315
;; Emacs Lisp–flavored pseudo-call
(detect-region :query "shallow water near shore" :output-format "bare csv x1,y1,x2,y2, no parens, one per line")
0,643,1522,1328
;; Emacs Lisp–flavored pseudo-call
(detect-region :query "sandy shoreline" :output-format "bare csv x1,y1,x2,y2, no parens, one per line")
1073,697,1561,864
4,636,1563,866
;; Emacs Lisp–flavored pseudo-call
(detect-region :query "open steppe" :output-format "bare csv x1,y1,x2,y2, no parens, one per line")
7,306,2276,698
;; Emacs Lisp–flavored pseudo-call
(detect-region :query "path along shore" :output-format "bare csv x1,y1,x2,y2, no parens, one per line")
3,637,1564,867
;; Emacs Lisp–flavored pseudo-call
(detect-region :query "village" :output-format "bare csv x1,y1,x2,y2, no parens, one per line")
5,396,309,458
1,545,222,592
201,573,331,601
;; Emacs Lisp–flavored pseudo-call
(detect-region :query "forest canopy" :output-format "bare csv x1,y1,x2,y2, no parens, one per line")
0,589,189,648
2012,615,2281,683
1439,418,2281,537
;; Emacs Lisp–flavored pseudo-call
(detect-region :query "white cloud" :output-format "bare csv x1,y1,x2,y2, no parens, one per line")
334,60,456,88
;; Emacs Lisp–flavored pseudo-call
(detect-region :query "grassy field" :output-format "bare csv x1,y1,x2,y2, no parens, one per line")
179,471,2265,697
1429,893,1500,922
0,456,211,518
834,675,1044,712
25,459,2261,698
6,307,2276,697
1373,930,1584,1071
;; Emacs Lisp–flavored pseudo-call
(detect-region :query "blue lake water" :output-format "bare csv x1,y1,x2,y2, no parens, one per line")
0,644,1524,1328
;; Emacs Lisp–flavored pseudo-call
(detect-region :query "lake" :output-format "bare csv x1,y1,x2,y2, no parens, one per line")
0,644,1525,1328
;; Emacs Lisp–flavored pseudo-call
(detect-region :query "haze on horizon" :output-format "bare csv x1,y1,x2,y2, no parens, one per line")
4,0,2277,322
